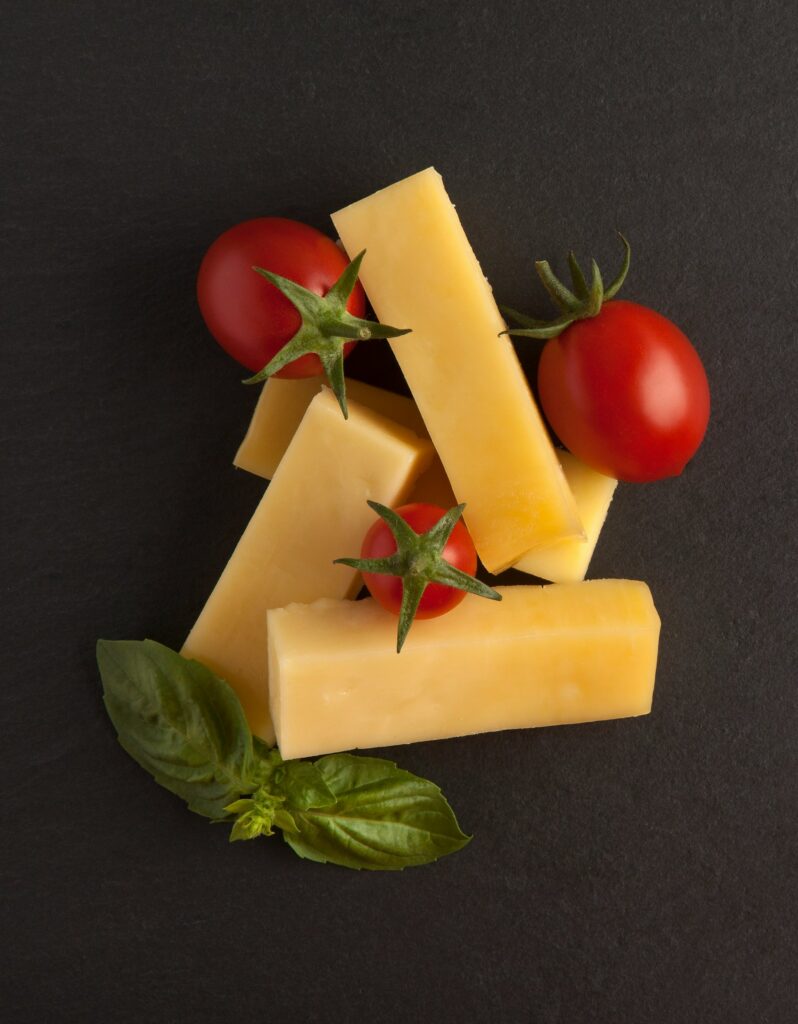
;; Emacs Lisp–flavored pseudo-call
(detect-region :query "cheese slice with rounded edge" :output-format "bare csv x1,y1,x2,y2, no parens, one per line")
515,452,618,583
268,579,660,760
182,388,432,743
235,379,616,581
332,167,583,573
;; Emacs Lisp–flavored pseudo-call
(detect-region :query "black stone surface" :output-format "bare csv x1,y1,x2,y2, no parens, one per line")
3,2,796,1021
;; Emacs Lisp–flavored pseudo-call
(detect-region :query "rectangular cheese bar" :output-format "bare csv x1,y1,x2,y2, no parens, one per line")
332,168,583,573
269,579,660,759
515,452,618,583
234,376,456,508
235,377,426,479
183,388,432,742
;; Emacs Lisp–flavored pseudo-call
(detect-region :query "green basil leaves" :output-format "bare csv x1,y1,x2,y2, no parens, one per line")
97,639,470,871
98,639,255,820
283,754,471,870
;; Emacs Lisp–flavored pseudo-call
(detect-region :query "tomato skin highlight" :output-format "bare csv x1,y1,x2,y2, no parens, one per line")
197,217,363,377
360,504,479,620
537,300,710,482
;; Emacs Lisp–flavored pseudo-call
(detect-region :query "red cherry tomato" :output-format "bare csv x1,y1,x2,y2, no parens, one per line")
360,504,478,619
537,300,710,482
197,217,364,377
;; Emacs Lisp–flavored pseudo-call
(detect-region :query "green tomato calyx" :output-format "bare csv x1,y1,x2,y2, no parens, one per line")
334,501,501,653
501,232,631,340
242,250,411,418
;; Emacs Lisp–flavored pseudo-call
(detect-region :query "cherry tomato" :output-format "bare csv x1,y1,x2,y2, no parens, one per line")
537,300,710,482
197,217,364,377
360,504,478,619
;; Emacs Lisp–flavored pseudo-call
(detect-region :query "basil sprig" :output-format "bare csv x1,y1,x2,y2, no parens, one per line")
97,639,470,871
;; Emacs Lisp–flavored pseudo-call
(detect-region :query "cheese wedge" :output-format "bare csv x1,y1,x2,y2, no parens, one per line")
183,388,432,742
269,579,660,759
515,453,618,583
235,376,457,508
332,168,583,572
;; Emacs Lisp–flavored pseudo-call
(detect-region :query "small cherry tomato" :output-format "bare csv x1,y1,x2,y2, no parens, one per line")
336,501,501,651
538,300,710,482
360,504,478,619
504,238,710,483
197,217,363,377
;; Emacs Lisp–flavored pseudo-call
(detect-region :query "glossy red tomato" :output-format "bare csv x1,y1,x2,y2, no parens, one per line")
360,504,478,619
538,300,710,482
197,217,364,377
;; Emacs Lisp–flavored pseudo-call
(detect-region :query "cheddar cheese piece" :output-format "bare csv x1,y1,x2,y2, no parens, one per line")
515,452,618,583
235,377,426,479
269,579,660,759
234,376,456,508
332,168,583,572
183,388,432,743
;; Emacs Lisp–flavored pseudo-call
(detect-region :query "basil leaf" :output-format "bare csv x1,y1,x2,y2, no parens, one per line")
278,761,337,811
97,639,256,820
274,809,299,833
251,735,284,787
283,753,471,870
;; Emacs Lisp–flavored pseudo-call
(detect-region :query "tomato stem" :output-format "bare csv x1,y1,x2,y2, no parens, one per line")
501,232,631,340
242,251,411,418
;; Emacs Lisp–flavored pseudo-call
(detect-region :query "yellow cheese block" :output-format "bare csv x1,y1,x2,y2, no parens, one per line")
235,377,425,478
183,388,432,743
268,579,660,759
236,379,616,581
515,452,618,583
332,168,583,573
234,376,457,508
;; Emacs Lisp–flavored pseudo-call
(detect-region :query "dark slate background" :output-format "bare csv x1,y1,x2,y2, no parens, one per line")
3,1,796,1021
